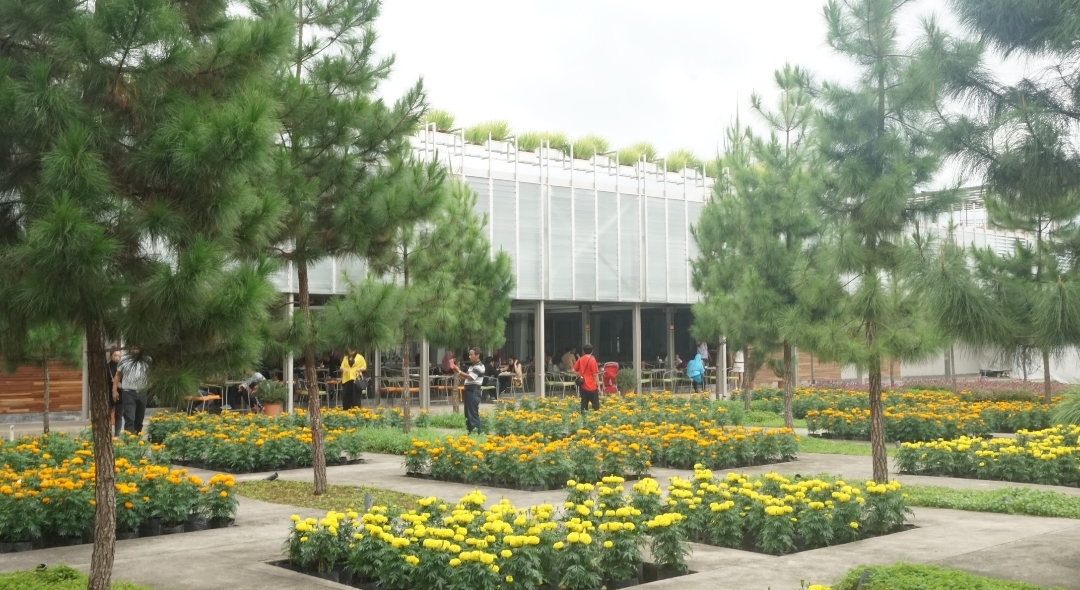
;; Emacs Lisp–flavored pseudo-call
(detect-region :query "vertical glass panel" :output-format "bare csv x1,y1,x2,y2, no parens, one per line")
518,182,543,299
647,197,667,301
574,190,597,300
549,186,573,299
597,191,618,300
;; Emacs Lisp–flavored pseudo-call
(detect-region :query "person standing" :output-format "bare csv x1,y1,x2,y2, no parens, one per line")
340,347,367,410
454,347,485,434
107,348,123,436
561,347,577,372
697,342,710,364
573,343,600,412
112,347,150,435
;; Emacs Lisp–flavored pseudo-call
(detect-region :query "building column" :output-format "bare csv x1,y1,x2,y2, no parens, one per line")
420,340,430,410
285,296,295,413
665,306,675,369
633,303,642,393
582,304,591,346
536,301,546,397
373,348,381,406
516,315,527,362
719,334,728,400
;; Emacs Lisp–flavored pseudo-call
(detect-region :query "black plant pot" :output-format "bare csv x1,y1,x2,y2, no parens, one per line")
313,570,339,583
161,523,186,535
209,516,235,529
0,542,11,553
116,530,139,541
186,514,209,532
58,535,83,547
139,517,162,537
335,566,353,585
608,576,641,588
12,541,34,552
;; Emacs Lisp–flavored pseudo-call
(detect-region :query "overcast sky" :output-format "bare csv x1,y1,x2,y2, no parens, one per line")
372,2,941,162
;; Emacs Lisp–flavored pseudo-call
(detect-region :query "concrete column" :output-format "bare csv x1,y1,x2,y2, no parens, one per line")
665,306,675,369
633,303,642,393
719,335,728,400
536,301,546,397
582,304,591,346
373,348,381,406
516,315,527,361
286,296,295,413
420,340,430,409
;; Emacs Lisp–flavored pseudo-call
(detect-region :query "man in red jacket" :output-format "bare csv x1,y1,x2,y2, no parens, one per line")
573,343,600,412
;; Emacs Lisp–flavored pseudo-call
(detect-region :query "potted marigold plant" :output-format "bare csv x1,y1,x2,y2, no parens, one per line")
553,521,601,590
258,380,288,416
645,511,690,578
202,474,238,528
0,489,44,552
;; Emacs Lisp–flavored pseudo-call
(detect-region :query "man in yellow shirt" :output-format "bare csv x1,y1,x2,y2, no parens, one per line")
340,347,367,410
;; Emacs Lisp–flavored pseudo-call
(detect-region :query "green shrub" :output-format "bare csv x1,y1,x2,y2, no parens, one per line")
833,563,1057,590
518,131,570,153
258,380,288,404
1051,387,1080,426
902,485,1080,520
665,148,703,171
617,141,657,165
616,368,637,393
424,109,455,132
427,412,467,429
571,134,609,159
464,120,512,143
0,565,154,590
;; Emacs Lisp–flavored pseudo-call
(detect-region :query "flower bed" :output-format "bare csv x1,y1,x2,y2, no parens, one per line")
148,407,438,473
405,425,797,491
753,388,1055,441
895,425,1080,486
277,472,910,589
0,432,237,551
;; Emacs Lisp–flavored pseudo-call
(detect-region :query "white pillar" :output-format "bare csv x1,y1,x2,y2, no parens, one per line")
719,335,728,400
286,296,295,413
536,301,546,397
582,304,591,346
633,304,642,393
516,315,527,361
420,340,430,410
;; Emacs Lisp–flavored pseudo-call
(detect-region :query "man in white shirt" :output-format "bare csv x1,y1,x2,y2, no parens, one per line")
112,347,151,435
454,347,485,434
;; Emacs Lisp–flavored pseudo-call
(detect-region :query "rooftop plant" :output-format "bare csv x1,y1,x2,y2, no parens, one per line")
423,109,456,132
465,120,512,143
571,135,610,159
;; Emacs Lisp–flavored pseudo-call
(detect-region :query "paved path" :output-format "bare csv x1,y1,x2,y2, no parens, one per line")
1,452,1078,589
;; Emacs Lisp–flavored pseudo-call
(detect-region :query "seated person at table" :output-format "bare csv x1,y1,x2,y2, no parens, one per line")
499,356,523,395
225,369,265,411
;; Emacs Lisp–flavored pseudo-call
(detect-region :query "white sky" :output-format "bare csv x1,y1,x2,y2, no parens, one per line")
373,0,1043,189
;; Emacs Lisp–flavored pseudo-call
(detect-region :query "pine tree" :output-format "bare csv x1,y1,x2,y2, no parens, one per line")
911,1,1080,400
0,1,289,587
811,0,955,483
691,65,822,427
341,180,514,432
251,0,446,494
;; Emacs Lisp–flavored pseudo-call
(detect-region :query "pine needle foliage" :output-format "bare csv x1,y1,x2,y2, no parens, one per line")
0,1,291,587
810,0,957,483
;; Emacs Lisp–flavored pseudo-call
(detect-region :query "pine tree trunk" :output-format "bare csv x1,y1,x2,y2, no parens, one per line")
298,262,328,495
42,360,51,434
1042,349,1052,404
809,352,815,385
950,346,958,392
401,329,411,434
867,324,888,483
87,322,117,590
742,347,752,412
782,343,794,429
888,359,894,388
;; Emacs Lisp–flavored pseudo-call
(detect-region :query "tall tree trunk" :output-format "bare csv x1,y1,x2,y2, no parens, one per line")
401,329,412,434
87,322,117,590
1042,349,1052,404
888,359,894,388
781,343,794,429
867,324,888,483
809,352,815,385
298,262,328,495
742,346,752,412
950,346,958,392
42,360,51,434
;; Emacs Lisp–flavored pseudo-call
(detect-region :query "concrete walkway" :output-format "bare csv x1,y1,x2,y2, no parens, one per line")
2,451,1079,589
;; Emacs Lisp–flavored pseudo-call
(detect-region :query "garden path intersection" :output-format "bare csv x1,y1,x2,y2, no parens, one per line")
0,452,1078,589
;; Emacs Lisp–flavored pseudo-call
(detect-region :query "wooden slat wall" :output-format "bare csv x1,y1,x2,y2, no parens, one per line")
748,353,842,386
0,361,83,414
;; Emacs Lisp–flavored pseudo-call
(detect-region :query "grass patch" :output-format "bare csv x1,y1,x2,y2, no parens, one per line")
0,565,154,590
351,427,460,455
902,485,1080,519
235,480,423,513
738,409,807,429
797,436,897,456
427,412,467,429
832,563,1060,590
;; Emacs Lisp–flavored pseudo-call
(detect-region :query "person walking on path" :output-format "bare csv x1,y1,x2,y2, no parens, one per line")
454,347,485,434
107,348,123,436
686,353,705,393
574,343,600,412
340,347,367,410
112,347,150,435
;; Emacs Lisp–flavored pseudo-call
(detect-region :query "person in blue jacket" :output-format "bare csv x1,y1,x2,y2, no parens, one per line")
686,353,705,393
